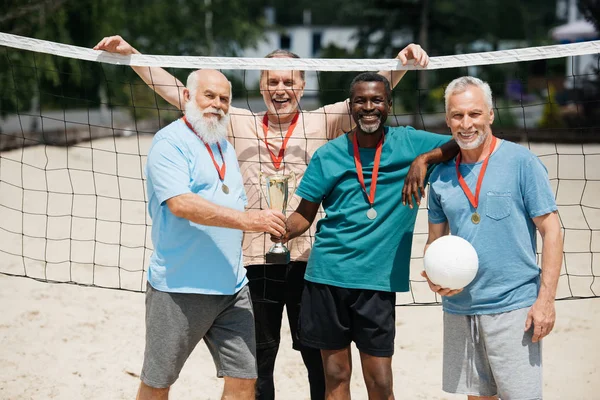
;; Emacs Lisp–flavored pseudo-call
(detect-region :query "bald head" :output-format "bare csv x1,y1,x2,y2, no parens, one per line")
187,69,232,99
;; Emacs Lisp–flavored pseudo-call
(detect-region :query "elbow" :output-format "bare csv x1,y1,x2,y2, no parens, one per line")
166,197,185,218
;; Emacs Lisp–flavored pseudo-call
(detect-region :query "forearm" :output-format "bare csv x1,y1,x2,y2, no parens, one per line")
168,193,248,230
537,228,563,302
285,211,312,241
128,48,185,109
418,140,460,165
378,70,408,89
425,222,449,254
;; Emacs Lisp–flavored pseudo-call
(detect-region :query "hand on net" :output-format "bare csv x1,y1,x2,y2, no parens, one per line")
93,35,137,55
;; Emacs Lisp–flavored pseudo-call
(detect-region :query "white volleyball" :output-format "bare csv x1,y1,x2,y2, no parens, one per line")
424,235,479,290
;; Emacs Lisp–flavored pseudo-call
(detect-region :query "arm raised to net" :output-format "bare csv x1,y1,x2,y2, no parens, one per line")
378,43,429,88
94,35,186,110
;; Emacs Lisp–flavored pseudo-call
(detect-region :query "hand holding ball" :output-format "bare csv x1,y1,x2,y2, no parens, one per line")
424,236,479,290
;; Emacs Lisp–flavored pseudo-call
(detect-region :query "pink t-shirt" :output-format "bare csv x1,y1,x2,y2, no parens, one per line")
227,100,353,265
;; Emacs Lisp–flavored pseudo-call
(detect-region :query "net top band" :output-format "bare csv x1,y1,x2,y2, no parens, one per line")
1,32,599,71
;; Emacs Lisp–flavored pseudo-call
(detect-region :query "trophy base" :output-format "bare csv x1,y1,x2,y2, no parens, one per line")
266,243,291,265
266,251,291,265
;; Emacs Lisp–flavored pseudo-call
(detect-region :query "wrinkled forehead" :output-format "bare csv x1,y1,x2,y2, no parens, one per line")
447,87,489,112
260,69,303,82
351,81,388,99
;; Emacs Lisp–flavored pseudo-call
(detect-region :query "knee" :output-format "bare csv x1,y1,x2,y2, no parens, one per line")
324,361,352,386
364,373,393,396
137,382,170,399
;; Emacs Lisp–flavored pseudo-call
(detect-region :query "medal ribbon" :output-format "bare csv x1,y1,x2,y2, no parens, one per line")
455,136,497,209
352,132,384,208
261,112,300,170
183,116,226,181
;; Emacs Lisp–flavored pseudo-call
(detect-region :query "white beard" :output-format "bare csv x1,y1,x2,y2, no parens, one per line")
358,119,381,134
184,101,230,144
456,130,488,150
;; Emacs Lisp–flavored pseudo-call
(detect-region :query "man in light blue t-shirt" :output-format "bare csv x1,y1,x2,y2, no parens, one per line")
139,69,286,400
425,76,563,399
279,72,458,399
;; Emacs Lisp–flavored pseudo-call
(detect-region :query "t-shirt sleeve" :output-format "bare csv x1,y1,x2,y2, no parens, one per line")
146,139,191,205
408,128,452,157
521,155,557,218
427,169,448,224
296,151,328,204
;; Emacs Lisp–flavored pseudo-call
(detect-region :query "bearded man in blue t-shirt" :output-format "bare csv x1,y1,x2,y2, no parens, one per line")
424,76,563,400
277,72,458,399
140,69,286,400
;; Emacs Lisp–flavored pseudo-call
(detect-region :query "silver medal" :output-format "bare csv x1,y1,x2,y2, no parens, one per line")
366,208,377,220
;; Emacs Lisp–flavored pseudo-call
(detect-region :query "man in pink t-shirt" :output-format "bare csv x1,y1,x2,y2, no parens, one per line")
95,35,429,400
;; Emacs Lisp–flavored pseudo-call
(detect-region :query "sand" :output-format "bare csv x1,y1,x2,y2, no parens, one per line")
0,275,598,399
1,136,600,399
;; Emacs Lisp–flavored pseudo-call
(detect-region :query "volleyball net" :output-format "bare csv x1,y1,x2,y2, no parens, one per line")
0,33,599,304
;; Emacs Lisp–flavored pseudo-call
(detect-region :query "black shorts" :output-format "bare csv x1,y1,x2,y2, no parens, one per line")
298,281,396,357
245,261,307,350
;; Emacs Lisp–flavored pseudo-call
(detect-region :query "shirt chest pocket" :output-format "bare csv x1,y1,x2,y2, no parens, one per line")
485,192,512,221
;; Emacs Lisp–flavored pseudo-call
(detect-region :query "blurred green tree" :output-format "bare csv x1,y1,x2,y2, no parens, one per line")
0,0,267,116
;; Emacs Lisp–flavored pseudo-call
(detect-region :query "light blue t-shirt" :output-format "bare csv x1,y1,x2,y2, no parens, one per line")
297,126,451,292
428,140,557,315
145,119,248,295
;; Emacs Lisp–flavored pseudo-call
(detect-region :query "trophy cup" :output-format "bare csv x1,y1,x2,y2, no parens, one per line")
259,171,297,264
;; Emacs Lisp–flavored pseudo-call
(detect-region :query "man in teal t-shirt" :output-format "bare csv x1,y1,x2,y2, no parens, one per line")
280,72,456,399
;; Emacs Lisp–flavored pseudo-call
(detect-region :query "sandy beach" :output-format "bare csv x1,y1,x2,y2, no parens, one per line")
0,274,598,399
1,136,600,399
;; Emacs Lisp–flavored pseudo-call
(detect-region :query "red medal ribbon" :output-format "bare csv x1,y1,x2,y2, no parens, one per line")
455,136,497,209
261,112,300,170
183,116,226,181
352,132,384,208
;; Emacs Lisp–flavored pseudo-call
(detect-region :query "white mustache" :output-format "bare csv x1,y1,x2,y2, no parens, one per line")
202,108,226,117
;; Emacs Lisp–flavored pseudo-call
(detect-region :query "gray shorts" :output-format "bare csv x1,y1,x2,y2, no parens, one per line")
141,284,257,388
443,306,542,399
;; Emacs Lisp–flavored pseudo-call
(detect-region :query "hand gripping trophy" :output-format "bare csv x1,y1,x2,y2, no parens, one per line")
259,171,297,264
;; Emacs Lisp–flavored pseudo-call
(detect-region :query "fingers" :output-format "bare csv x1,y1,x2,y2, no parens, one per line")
438,288,462,297
401,180,424,208
94,35,118,51
420,271,462,296
93,35,129,54
524,310,533,332
402,184,414,208
267,214,286,237
397,44,430,68
532,323,543,343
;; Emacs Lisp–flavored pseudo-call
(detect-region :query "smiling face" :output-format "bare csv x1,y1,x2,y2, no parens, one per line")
350,80,391,135
446,85,494,150
184,70,232,143
260,68,305,123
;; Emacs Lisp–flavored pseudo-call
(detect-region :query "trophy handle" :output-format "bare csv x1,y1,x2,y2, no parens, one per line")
289,170,297,199
258,170,271,209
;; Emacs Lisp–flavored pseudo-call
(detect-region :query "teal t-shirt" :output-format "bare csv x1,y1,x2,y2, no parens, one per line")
297,126,451,292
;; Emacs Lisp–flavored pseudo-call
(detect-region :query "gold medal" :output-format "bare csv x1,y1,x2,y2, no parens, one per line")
222,184,229,194
471,212,481,224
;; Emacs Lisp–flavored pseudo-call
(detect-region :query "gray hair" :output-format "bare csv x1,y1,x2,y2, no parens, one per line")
260,49,305,83
186,70,233,100
444,76,493,112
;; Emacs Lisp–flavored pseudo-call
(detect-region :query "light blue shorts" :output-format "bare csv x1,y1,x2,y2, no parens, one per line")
443,306,542,399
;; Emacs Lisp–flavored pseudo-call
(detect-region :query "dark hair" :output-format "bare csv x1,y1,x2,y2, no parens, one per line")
349,72,392,102
260,49,305,82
